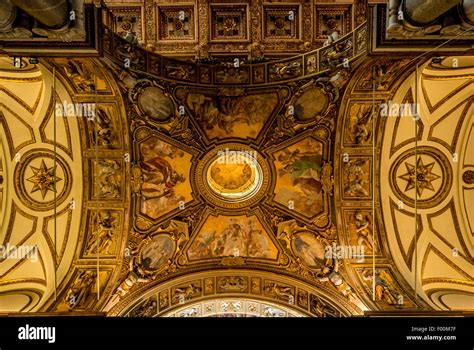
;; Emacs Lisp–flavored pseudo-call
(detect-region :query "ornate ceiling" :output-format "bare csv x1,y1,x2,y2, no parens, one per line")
0,0,472,317
334,54,473,312
379,57,474,310
0,57,85,311
101,0,366,59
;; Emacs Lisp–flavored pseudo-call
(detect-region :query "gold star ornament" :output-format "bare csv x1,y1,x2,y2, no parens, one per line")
26,159,62,199
399,157,440,197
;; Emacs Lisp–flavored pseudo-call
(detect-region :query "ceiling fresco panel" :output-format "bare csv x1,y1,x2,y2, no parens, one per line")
183,89,282,141
131,128,197,231
271,136,325,220
186,213,279,262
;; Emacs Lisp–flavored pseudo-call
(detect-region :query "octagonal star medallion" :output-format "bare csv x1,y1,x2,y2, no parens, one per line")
26,159,62,199
398,157,440,197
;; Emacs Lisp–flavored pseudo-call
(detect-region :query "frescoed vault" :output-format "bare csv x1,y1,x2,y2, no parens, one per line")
0,0,472,318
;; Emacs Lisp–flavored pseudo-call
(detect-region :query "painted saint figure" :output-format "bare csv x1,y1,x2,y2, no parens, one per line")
139,137,187,217
294,234,327,269
86,212,116,255
188,217,273,260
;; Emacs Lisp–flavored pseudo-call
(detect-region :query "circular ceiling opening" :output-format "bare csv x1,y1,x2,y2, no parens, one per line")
194,144,271,210
206,150,262,201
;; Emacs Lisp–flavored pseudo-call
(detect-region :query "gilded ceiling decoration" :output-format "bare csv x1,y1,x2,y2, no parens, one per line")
108,270,356,317
100,0,366,58
26,159,62,200
0,54,132,313
163,298,307,318
0,0,472,319
398,157,441,197
378,58,474,310
0,57,84,312
334,54,473,312
15,150,71,211
390,147,452,208
113,65,355,314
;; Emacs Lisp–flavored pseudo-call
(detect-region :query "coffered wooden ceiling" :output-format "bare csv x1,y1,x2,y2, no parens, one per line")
102,0,365,59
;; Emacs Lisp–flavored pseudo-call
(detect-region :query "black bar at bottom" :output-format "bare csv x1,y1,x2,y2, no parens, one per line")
0,316,472,349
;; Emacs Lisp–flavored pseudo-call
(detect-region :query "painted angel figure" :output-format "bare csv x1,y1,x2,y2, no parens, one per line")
63,60,96,92
130,299,157,317
363,270,401,306
354,106,373,144
65,271,96,310
354,211,374,252
264,283,293,301
86,212,116,255
173,284,201,303
96,160,121,198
